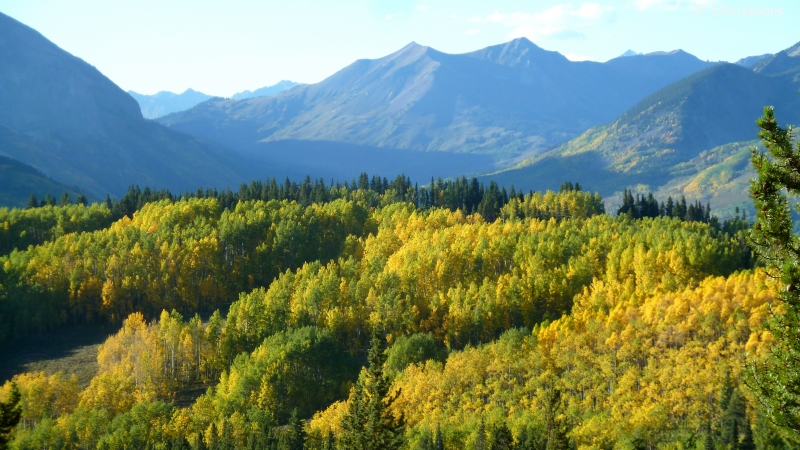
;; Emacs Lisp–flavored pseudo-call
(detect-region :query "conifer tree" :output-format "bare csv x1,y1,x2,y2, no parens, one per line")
26,193,38,209
746,106,800,430
60,192,72,205
434,425,443,450
339,330,404,450
322,431,336,450
0,382,21,450
285,408,306,450
476,418,486,450
490,421,514,450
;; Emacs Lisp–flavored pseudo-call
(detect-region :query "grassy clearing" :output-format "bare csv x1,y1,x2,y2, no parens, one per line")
0,324,115,388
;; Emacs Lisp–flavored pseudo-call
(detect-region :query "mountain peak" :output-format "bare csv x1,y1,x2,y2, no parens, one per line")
467,38,567,67
619,50,642,57
753,40,800,75
786,41,800,57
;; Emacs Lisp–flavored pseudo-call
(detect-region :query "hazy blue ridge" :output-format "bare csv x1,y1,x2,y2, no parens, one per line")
128,89,213,119
231,80,302,100
0,12,251,199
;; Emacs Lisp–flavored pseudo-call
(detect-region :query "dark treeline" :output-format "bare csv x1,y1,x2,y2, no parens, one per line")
617,189,750,234
25,173,519,223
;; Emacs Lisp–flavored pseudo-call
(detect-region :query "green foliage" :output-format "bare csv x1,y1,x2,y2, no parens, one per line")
0,383,21,450
0,180,772,449
489,421,514,450
745,106,800,431
384,333,447,380
0,202,113,255
339,332,404,450
200,326,357,425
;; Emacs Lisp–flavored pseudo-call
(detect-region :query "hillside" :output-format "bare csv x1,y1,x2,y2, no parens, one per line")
159,39,714,178
486,60,800,215
0,148,85,208
127,89,214,119
231,80,302,100
0,12,249,198
1,190,779,448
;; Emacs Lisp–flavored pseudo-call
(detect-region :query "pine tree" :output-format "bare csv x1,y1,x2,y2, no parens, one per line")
285,408,306,450
739,419,756,450
415,429,434,450
434,425,443,450
746,105,800,430
703,422,714,450
0,382,22,450
60,192,72,205
26,193,38,209
490,421,514,450
76,193,88,206
476,418,486,450
338,330,404,450
322,431,336,450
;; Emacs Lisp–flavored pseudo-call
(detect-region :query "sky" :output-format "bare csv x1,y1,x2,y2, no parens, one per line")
0,0,797,97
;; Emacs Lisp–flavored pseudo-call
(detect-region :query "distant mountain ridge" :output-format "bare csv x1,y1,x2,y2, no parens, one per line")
159,39,715,177
231,80,302,100
486,41,800,217
128,81,303,119
128,89,213,119
0,12,248,200
0,151,85,208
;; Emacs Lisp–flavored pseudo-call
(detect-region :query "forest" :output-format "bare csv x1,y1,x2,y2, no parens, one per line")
0,171,790,449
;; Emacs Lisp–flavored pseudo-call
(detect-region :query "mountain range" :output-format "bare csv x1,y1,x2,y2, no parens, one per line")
128,89,214,119
128,81,303,119
487,43,800,217
1,9,796,217
159,39,714,176
231,80,302,100
0,12,250,201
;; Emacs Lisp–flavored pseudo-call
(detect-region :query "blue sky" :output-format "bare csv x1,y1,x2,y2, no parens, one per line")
1,0,796,96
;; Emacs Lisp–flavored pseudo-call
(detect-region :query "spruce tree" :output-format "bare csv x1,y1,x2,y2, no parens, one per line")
285,408,306,450
26,193,38,209
338,330,404,450
490,421,514,450
746,106,800,430
434,425,443,450
703,431,714,450
476,418,486,450
0,382,21,450
322,431,336,450
60,192,72,205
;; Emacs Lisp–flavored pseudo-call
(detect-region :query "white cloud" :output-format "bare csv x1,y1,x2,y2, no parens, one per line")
485,3,615,41
466,28,481,35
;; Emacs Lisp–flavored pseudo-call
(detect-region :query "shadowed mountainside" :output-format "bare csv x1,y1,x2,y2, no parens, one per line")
485,47,800,217
0,12,249,199
159,39,714,175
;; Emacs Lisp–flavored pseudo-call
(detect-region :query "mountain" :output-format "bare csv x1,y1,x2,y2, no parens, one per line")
231,80,302,100
0,12,248,198
753,41,800,77
159,39,715,178
128,89,213,119
619,50,642,57
486,57,800,216
0,150,85,208
736,53,772,68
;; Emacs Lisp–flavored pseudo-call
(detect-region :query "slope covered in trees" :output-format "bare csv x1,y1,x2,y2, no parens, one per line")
0,180,776,449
